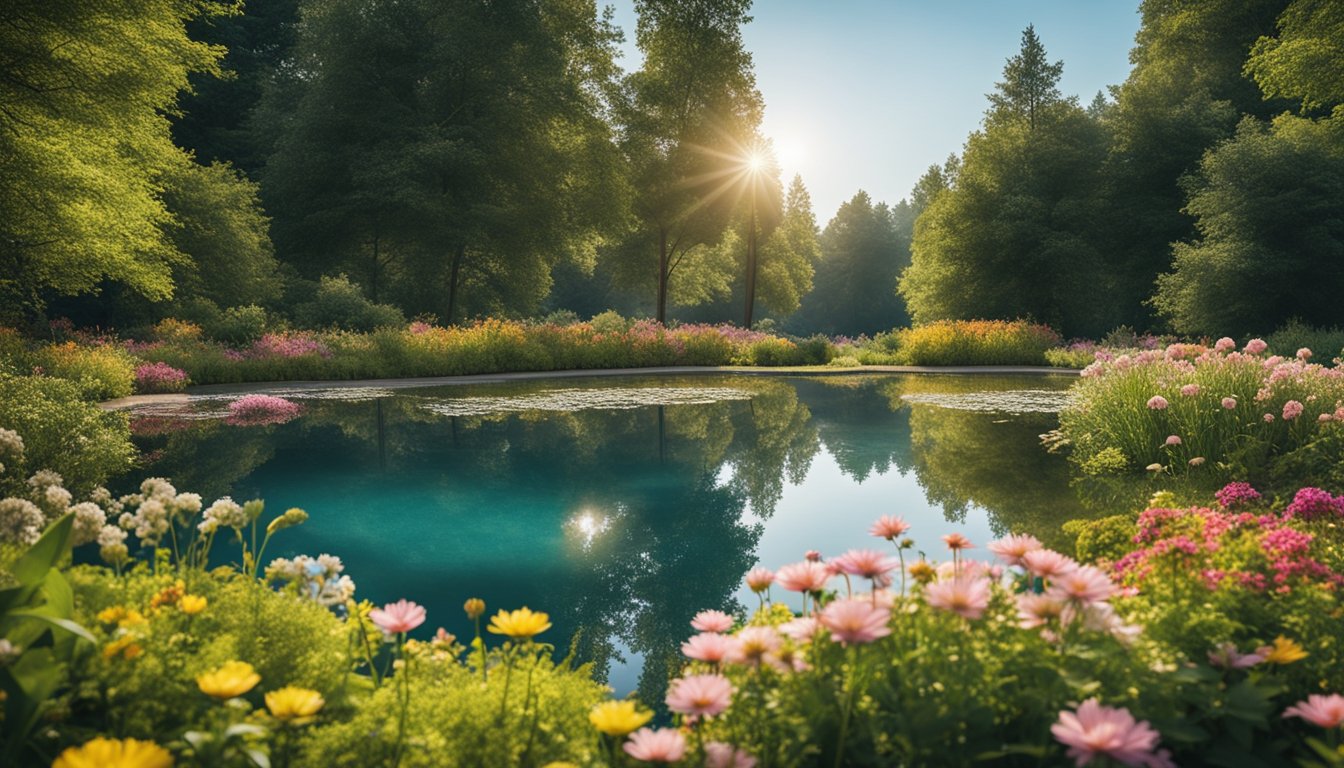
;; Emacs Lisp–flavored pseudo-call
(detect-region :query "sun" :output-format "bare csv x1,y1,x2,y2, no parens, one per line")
772,135,807,172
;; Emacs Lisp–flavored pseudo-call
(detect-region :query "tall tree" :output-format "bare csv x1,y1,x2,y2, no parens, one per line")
1245,0,1344,113
611,0,765,323
793,191,906,336
986,24,1064,130
262,0,627,322
752,175,819,319
0,0,225,319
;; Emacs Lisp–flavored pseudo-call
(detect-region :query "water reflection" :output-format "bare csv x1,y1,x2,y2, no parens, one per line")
121,373,1141,700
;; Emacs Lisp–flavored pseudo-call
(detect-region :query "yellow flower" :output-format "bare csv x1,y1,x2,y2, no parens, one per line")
196,661,261,699
150,580,186,610
117,610,148,628
103,636,143,661
588,699,653,736
52,737,173,768
541,763,579,768
908,560,936,585
487,607,551,640
1263,636,1308,665
97,606,128,625
464,598,486,620
265,686,325,725
179,595,207,615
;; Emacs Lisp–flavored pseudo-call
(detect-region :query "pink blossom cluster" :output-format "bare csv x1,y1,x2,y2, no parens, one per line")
1215,482,1262,509
248,333,332,359
1283,487,1344,521
134,362,189,394
226,394,303,426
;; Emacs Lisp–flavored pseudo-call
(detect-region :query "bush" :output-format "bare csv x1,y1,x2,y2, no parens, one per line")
0,374,133,494
294,275,405,332
1268,319,1344,361
133,362,189,394
1046,343,1099,368
894,319,1061,366
209,304,270,346
30,341,135,400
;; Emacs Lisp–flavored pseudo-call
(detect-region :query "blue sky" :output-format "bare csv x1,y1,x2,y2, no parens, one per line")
606,0,1143,223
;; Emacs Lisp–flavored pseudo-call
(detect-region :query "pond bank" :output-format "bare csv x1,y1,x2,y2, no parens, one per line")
101,364,1079,409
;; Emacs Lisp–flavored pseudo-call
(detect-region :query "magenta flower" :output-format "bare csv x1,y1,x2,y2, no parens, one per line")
682,632,736,663
623,728,687,763
1207,642,1264,670
745,567,774,593
988,534,1043,568
1051,699,1173,767
1283,694,1344,729
691,610,734,633
923,576,991,620
1048,565,1117,605
666,673,733,717
704,742,757,768
1215,482,1261,508
942,532,973,551
1221,397,1237,409
1245,338,1268,355
227,394,302,426
1282,400,1304,421
831,549,901,580
1146,395,1168,410
369,599,426,634
869,515,911,540
1023,549,1078,579
818,598,892,645
775,561,831,592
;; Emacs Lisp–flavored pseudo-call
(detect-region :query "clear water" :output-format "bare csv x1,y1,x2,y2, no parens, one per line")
118,373,1140,702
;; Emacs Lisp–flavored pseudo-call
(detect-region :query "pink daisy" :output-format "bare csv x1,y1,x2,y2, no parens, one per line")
1023,549,1078,580
818,598,892,645
1283,694,1344,729
1051,699,1173,768
988,533,1043,567
623,728,687,763
682,632,737,664
691,610,734,633
775,561,832,592
726,626,782,666
869,515,911,540
665,673,733,718
745,567,775,592
923,576,991,620
831,548,901,580
1047,565,1117,605
704,742,757,768
369,599,426,634
942,532,973,551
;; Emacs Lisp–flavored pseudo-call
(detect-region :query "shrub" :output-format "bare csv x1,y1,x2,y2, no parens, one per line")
150,318,203,344
30,341,135,400
894,319,1061,366
588,309,629,334
0,374,133,494
1268,319,1344,361
209,304,270,346
294,275,405,332
133,362,189,394
1046,342,1100,368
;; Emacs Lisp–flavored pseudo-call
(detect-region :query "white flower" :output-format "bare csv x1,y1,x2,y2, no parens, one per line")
69,502,107,546
27,469,63,493
173,492,203,516
39,484,72,520
140,477,177,501
127,498,170,546
0,498,45,545
198,497,246,534
97,524,127,548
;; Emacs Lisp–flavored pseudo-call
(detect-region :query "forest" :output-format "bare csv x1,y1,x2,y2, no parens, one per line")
2,0,1341,340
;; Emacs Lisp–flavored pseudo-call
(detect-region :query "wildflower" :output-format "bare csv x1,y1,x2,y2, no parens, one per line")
1145,463,1163,472
1017,593,1066,629
266,507,308,534
1051,699,1173,768
1179,384,1200,397
1188,457,1205,467
623,728,687,763
869,515,911,540
942,532,973,551
197,661,260,699
198,497,245,534
1146,395,1168,410
1215,482,1261,509
70,502,107,546
779,616,821,642
464,598,485,619
666,673,733,717
179,595,207,615
1207,643,1264,670
988,534,1043,567
818,598,891,644
1282,400,1304,421
1221,397,1237,409
1297,347,1313,360
103,636,143,661
52,737,173,768
907,560,936,584
1023,549,1077,580
1048,565,1117,605
1245,338,1268,355
775,561,831,592
1163,435,1181,446
1283,694,1344,729
487,607,550,639
804,549,822,562
923,577,991,620
682,632,736,663
745,567,774,593
266,686,325,724
589,699,653,736
371,600,427,635
704,742,757,768
727,626,782,666
1263,413,1275,422
691,610,735,633
1214,337,1236,352
0,498,45,546
831,549,900,580
1260,636,1308,665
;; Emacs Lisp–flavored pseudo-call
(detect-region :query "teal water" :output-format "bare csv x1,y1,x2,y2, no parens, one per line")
119,373,1137,701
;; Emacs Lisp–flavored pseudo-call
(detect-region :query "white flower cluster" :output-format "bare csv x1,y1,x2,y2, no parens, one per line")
198,497,246,534
116,479,214,547
0,428,23,475
0,497,45,545
265,554,357,607
28,470,71,520
119,497,171,546
69,501,107,547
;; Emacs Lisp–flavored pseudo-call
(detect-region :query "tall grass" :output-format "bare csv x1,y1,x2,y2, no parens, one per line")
854,320,1061,366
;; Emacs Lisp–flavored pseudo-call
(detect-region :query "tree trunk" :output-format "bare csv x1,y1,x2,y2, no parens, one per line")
446,244,465,326
742,198,758,329
656,227,669,324
369,227,381,303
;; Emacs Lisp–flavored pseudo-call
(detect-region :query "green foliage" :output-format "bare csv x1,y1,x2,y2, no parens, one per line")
1267,319,1344,360
0,375,133,495
754,176,820,317
889,320,1060,366
793,192,907,336
1045,347,1099,368
294,276,405,333
211,305,271,346
1069,513,1137,564
1246,0,1344,112
29,343,136,401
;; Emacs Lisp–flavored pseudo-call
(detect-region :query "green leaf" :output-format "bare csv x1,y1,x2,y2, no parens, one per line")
6,610,96,644
12,513,73,587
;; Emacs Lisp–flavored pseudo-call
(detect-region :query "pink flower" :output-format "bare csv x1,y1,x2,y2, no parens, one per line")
691,610,734,633
988,534,1044,567
1146,395,1168,410
1179,384,1200,397
831,549,900,580
727,626,782,666
1051,699,1173,767
1214,337,1236,352
1221,397,1237,409
923,576,991,620
869,515,911,540
775,561,831,592
1245,338,1268,355
1207,642,1264,670
1048,565,1118,605
1163,434,1181,446
1023,549,1078,580
623,728,687,762
1298,347,1313,360
804,550,822,562
779,617,821,642
682,632,736,663
1264,412,1275,423
1283,694,1344,729
227,394,302,426
704,742,757,768
942,533,973,551
818,598,892,645
1017,593,1066,629
666,673,733,717
1283,400,1304,421
369,599,426,634
745,567,774,593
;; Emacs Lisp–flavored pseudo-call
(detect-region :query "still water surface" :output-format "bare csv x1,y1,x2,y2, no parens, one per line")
119,373,1142,701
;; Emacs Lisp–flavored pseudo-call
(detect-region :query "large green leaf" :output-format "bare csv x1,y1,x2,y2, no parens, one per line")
11,513,73,587
6,609,96,644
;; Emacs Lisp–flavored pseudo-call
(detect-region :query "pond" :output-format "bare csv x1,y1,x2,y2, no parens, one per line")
115,372,1149,703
